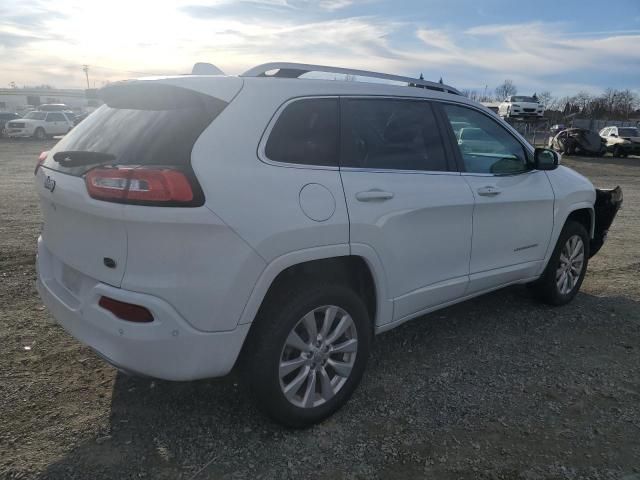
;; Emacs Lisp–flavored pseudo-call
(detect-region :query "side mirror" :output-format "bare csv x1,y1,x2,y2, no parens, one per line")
534,148,559,171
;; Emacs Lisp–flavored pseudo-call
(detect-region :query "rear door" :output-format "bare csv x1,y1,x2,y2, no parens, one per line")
339,98,474,324
45,112,67,134
438,102,555,293
36,80,242,288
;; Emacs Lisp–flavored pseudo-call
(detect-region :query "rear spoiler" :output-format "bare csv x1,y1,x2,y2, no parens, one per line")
591,186,623,257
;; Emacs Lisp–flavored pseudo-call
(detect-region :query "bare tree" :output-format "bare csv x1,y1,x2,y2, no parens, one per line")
614,89,636,119
537,91,554,108
572,91,592,113
495,80,517,100
461,89,481,101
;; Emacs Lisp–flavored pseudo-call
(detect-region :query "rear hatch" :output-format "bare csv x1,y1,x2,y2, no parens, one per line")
35,77,242,287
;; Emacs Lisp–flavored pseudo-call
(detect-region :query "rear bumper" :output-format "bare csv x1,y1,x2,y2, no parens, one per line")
606,143,640,154
590,187,623,257
510,111,543,117
36,239,250,381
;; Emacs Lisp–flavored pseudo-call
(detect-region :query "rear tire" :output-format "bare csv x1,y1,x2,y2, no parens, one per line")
533,221,589,306
243,281,371,428
33,127,46,140
613,146,622,158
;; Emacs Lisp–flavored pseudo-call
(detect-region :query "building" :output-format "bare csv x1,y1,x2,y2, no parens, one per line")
0,88,100,114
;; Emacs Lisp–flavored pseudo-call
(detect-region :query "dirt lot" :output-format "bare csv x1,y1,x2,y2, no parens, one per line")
1,138,639,480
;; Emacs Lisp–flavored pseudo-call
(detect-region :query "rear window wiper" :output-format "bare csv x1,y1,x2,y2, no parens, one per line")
52,151,116,167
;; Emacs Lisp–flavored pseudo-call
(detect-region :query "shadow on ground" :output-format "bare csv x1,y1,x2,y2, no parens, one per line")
34,287,640,480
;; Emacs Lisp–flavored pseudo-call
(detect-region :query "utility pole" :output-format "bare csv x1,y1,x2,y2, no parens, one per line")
82,65,90,89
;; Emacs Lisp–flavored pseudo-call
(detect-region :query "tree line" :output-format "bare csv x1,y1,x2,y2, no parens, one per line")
460,80,640,120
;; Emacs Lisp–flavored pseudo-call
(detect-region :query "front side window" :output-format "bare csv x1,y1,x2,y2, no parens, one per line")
618,127,638,137
265,98,339,167
341,98,447,171
24,112,46,121
442,104,529,175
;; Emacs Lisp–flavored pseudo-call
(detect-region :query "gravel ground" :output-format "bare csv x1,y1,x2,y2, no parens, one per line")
1,138,639,479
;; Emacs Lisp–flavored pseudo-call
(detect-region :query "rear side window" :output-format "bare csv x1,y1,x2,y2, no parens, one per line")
341,99,447,171
265,98,339,167
43,83,228,176
46,113,65,122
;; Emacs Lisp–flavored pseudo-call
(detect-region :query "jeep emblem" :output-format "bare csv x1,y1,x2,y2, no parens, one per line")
44,175,56,193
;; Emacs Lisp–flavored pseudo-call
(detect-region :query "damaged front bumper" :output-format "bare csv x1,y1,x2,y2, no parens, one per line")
590,186,623,257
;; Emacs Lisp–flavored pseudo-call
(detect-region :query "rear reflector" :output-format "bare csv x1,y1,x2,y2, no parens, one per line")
85,166,194,205
35,151,48,175
98,296,154,323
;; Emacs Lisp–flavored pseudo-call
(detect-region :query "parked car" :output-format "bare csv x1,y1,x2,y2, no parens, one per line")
5,111,74,139
34,62,623,427
498,96,544,119
549,128,606,156
72,112,90,125
0,112,20,135
599,126,640,157
38,103,72,112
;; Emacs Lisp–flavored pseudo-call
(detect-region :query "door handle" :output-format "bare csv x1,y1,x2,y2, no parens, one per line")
477,186,501,197
355,190,394,202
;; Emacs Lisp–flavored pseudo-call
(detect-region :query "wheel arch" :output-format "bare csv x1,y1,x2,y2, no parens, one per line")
237,244,392,329
538,202,594,278
565,205,595,239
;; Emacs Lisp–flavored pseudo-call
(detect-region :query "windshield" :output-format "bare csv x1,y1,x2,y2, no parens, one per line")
511,96,537,103
618,127,638,137
24,112,46,120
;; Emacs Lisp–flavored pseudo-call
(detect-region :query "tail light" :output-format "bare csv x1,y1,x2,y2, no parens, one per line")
35,151,48,175
85,166,196,205
99,296,154,323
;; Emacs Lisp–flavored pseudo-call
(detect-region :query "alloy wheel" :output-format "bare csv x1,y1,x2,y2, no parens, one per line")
556,235,585,295
279,305,358,408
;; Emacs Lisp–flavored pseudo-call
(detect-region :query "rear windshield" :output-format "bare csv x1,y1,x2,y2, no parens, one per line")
42,83,228,176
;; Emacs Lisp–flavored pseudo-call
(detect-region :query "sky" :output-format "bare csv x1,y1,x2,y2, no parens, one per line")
1,0,639,97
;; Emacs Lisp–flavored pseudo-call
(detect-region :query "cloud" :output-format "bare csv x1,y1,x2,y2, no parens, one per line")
317,0,358,11
409,22,640,92
0,3,638,96
416,29,457,51
0,31,40,48
181,0,357,17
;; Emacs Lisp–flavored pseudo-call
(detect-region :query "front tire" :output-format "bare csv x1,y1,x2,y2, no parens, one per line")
613,146,622,158
244,282,371,428
33,127,46,140
533,221,589,306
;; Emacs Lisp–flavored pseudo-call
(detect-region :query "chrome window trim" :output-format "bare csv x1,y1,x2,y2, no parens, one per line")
433,99,537,177
257,95,340,171
258,95,459,173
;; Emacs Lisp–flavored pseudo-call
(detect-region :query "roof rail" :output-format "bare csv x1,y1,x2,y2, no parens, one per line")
241,62,460,95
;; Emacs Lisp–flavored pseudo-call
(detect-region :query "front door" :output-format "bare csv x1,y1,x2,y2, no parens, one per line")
439,103,555,293
339,98,475,324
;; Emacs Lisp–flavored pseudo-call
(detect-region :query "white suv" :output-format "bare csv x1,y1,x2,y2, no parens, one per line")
6,110,74,139
34,63,622,427
498,95,544,119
